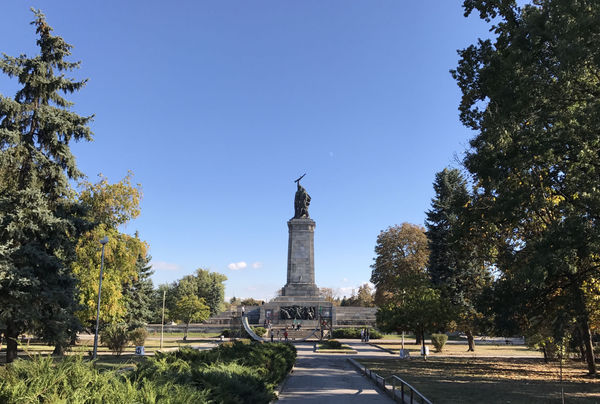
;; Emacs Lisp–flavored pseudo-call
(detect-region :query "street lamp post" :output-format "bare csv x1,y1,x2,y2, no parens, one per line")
92,236,109,360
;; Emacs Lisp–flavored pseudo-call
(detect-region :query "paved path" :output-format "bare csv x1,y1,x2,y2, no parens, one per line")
277,342,393,403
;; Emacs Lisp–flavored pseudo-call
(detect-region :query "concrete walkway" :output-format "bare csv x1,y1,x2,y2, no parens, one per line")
277,342,393,403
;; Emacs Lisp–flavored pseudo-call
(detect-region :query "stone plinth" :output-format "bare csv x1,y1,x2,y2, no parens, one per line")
282,218,319,296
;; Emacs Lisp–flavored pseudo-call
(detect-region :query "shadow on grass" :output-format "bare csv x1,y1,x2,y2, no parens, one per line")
358,357,600,404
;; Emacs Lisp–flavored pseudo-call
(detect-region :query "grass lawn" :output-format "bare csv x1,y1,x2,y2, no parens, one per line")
372,341,542,358
0,335,220,366
316,343,357,354
357,357,599,403
145,331,222,339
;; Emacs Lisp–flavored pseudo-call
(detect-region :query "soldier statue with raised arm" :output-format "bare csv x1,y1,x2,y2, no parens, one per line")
293,173,311,219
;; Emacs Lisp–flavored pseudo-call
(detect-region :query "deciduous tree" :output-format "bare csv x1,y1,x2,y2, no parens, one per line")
453,0,600,373
370,224,448,342
72,174,147,326
172,295,210,341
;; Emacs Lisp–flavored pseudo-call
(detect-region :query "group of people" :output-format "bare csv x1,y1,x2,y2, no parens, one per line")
269,327,289,342
360,328,371,342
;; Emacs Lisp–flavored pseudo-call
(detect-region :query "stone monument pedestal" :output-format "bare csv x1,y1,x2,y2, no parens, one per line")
281,218,319,296
260,216,332,326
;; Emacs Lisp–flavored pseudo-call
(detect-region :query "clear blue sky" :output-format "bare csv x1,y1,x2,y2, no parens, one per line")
1,1,492,301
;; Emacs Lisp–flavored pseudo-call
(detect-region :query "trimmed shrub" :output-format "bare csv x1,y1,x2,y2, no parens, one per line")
370,329,383,339
0,355,207,404
321,339,343,349
128,327,148,346
331,327,382,339
101,323,129,355
252,326,266,337
221,328,251,338
431,333,448,352
132,341,297,403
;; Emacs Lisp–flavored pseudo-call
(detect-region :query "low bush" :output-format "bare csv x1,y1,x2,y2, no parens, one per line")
128,327,148,346
370,329,383,339
221,328,251,338
431,333,448,352
332,328,360,339
0,355,207,404
252,326,266,337
132,341,297,403
0,338,297,404
321,339,343,349
100,323,129,355
331,327,382,339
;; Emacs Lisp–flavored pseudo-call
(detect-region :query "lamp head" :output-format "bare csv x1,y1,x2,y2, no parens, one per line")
100,236,109,245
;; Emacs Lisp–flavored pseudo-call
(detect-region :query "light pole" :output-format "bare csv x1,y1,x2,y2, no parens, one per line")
92,236,109,360
160,289,166,350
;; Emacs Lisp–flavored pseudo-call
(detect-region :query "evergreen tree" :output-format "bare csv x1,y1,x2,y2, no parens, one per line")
0,10,93,362
123,252,155,327
425,168,491,351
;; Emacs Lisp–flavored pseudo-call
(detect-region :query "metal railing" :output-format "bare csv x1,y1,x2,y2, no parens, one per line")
362,366,432,404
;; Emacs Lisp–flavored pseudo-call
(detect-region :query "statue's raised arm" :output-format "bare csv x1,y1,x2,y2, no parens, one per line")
293,174,311,219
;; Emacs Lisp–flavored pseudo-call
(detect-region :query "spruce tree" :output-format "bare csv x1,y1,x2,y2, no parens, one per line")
425,168,490,351
0,10,93,362
123,253,155,327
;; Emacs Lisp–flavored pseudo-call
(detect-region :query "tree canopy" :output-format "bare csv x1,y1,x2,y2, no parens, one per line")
71,174,148,326
453,0,600,374
371,223,448,339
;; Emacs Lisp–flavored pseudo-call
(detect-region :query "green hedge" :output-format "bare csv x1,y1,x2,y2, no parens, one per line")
133,341,296,402
331,327,382,339
0,341,297,404
0,355,205,404
251,326,266,337
320,339,343,349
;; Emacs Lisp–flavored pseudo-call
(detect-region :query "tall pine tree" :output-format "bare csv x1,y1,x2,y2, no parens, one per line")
0,10,93,362
123,252,155,327
425,168,490,351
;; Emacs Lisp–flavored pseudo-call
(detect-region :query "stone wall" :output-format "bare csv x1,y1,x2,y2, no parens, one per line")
333,306,377,327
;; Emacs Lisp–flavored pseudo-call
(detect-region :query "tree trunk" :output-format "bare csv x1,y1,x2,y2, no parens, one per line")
5,323,18,363
415,332,421,345
465,329,475,352
576,327,586,362
578,320,596,375
184,322,189,341
53,344,65,356
574,286,596,374
542,345,548,363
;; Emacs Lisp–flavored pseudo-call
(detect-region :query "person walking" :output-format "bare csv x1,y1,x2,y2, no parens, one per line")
270,329,274,343
241,306,245,317
360,328,365,342
284,329,288,342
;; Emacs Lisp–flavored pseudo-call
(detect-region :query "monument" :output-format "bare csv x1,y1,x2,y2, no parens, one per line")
282,174,319,297
257,175,376,335
260,175,332,329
